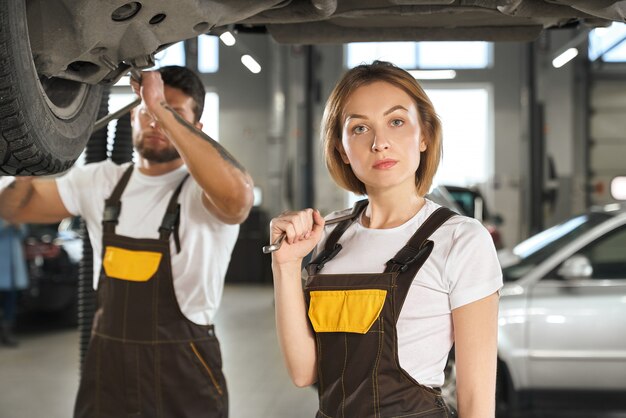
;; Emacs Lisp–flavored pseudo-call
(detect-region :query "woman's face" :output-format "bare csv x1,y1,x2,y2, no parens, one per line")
339,81,427,195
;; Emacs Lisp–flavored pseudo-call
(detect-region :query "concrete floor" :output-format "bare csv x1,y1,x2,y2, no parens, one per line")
2,284,625,418
0,284,318,418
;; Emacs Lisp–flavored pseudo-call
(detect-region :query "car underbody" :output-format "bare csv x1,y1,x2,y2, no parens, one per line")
29,0,626,85
1,0,625,176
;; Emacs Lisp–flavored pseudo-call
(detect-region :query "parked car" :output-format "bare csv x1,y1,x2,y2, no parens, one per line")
20,218,82,322
444,203,626,415
1,1,624,176
428,185,505,249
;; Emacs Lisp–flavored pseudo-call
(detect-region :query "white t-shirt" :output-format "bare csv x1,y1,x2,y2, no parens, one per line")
314,199,503,387
56,160,239,325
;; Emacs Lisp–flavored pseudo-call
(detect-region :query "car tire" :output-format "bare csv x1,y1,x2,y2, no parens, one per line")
0,0,103,175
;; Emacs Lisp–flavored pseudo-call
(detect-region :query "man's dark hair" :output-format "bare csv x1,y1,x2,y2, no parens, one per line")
158,66,206,122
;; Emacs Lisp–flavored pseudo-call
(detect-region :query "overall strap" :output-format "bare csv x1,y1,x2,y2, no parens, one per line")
385,207,455,274
306,199,368,275
158,174,190,253
102,164,134,234
386,207,456,322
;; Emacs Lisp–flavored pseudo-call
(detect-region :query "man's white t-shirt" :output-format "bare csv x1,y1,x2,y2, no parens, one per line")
56,160,239,325
314,199,503,388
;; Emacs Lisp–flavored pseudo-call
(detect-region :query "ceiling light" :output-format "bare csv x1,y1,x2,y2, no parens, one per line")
610,176,626,200
408,70,456,80
552,47,578,68
241,54,261,74
219,31,236,46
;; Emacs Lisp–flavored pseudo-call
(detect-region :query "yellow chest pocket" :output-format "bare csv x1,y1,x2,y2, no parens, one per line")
103,246,163,282
308,289,387,334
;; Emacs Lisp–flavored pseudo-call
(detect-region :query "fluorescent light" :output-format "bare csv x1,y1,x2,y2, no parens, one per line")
408,70,456,80
219,31,236,47
241,54,261,74
552,47,578,68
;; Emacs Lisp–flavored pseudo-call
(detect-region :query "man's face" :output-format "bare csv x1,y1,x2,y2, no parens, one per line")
131,85,199,163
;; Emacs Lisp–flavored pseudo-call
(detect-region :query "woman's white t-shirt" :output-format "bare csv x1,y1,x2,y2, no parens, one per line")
314,199,503,387
56,160,239,325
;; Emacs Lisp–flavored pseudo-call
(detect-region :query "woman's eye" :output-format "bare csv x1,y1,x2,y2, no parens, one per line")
390,119,404,127
353,125,367,134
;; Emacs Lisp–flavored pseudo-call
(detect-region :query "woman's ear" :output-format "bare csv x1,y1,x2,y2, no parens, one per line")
419,136,428,152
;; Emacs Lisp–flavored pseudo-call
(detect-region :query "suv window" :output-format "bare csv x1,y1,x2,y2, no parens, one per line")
502,212,612,281
578,225,626,279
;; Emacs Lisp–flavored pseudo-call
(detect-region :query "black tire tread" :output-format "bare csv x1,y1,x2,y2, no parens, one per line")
0,0,101,176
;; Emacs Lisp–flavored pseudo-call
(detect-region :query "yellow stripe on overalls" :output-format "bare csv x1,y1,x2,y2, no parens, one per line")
308,289,387,334
103,246,162,282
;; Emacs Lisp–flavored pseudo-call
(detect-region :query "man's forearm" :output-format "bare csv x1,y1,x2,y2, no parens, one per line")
0,178,34,221
156,102,254,223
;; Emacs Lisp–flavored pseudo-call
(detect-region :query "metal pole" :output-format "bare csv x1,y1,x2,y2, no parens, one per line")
302,45,316,208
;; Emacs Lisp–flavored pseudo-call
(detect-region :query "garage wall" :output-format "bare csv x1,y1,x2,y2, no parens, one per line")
589,77,626,205
208,35,590,249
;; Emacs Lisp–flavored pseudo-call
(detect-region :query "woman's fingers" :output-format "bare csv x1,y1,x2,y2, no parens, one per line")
271,209,318,244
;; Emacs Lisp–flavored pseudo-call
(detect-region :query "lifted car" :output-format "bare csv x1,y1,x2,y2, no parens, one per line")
1,0,625,175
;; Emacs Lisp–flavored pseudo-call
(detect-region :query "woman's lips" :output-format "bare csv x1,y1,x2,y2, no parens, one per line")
373,159,398,169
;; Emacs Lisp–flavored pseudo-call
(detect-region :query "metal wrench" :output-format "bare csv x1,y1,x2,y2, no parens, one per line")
262,233,285,254
93,68,143,132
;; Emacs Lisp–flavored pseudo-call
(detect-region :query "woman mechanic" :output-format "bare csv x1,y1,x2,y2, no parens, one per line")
269,61,503,418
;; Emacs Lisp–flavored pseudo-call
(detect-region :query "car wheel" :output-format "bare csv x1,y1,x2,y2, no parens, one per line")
442,351,458,414
0,0,103,175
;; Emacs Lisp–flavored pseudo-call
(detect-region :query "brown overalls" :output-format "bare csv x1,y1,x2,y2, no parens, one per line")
304,200,455,418
74,166,228,418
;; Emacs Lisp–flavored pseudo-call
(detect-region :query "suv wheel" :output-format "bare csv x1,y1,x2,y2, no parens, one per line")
0,0,103,175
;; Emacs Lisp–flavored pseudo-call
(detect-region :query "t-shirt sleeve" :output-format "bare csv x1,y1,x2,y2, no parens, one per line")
56,164,98,216
56,161,121,217
445,218,503,310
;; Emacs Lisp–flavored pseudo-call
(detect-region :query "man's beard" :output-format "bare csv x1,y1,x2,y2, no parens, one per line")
135,139,181,163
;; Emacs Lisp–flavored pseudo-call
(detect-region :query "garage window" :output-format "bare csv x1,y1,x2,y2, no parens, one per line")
345,42,492,69
589,23,626,62
198,35,219,73
153,41,186,68
425,87,491,187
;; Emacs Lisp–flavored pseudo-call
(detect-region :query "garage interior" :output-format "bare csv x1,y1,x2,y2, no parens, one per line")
1,12,626,418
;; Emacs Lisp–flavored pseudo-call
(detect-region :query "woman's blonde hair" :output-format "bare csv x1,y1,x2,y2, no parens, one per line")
321,60,442,196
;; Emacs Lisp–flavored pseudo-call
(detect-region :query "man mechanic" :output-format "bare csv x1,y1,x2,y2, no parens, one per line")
0,65,254,417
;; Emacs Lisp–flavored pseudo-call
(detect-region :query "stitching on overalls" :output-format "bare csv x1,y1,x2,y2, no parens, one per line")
317,410,333,418
390,406,443,417
341,334,347,418
190,341,224,396
135,345,141,413
92,331,215,344
155,345,162,417
95,336,101,418
372,316,384,418
122,281,129,340
153,269,162,417
317,334,326,415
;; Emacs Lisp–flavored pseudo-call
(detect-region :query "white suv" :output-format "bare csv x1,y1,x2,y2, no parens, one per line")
445,205,626,416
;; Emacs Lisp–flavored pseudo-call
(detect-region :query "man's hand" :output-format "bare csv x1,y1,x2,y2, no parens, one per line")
130,71,167,117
